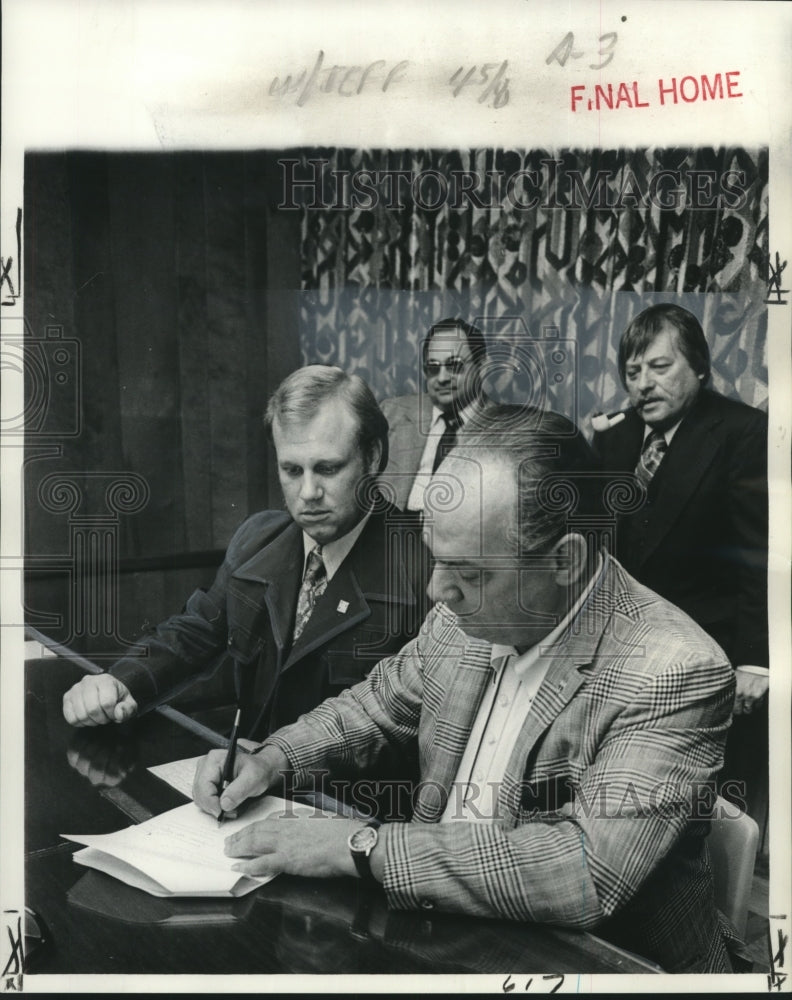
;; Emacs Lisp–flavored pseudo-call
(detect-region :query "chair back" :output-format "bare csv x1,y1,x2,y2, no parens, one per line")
708,794,759,939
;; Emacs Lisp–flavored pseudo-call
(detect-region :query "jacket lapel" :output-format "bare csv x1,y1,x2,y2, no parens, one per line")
604,408,645,467
400,394,434,471
379,395,434,508
508,634,596,767
417,393,434,436
231,520,303,653
281,505,418,672
416,628,498,819
638,392,722,565
415,584,610,823
415,561,623,822
498,559,618,815
282,558,371,667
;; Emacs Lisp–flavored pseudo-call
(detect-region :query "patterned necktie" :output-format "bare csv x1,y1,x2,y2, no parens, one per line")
432,412,462,473
292,546,327,642
635,429,668,488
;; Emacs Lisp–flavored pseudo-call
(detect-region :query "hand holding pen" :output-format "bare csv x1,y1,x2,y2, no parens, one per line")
217,707,241,824
193,736,290,819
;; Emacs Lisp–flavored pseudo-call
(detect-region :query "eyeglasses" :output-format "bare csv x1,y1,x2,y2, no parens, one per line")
423,357,468,377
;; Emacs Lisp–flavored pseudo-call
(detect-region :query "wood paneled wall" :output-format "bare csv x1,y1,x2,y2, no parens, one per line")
23,151,301,653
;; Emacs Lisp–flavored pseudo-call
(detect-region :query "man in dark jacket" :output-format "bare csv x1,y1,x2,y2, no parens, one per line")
62,365,427,741
592,303,769,823
592,303,768,713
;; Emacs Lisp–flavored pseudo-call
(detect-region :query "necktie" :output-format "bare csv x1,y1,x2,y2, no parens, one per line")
432,413,462,473
292,546,327,642
635,429,667,488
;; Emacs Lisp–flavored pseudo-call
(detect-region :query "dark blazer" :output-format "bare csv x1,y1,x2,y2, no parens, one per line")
592,389,768,667
111,499,428,739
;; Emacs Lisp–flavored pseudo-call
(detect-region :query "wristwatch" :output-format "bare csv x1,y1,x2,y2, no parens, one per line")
347,820,381,882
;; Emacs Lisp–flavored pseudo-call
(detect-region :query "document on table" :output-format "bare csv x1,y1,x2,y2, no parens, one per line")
148,755,204,798
61,795,313,898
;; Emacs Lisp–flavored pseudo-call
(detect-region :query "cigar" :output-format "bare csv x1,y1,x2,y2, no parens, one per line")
591,408,629,432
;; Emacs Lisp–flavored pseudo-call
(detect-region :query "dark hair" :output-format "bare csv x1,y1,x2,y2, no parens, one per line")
264,365,389,472
452,404,598,558
422,317,488,368
618,304,711,386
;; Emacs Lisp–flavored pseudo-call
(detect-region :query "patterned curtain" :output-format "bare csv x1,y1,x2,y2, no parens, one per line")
297,148,768,428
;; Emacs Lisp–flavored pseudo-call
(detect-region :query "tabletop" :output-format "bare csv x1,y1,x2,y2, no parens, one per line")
21,654,661,979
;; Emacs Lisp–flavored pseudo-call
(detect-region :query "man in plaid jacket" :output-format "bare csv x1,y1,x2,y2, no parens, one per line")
195,407,739,973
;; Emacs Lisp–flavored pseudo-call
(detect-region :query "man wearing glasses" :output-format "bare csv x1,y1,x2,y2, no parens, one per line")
379,317,489,512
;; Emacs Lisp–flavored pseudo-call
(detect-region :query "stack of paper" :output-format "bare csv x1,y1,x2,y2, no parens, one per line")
62,796,313,898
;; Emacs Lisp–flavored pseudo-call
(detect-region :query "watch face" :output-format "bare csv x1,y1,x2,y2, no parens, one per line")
349,825,378,853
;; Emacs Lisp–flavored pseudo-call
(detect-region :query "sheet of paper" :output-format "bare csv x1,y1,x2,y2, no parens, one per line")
148,755,203,799
71,846,262,898
3,0,790,991
62,796,312,896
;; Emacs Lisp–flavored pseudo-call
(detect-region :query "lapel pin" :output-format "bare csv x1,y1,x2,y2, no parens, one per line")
337,600,350,614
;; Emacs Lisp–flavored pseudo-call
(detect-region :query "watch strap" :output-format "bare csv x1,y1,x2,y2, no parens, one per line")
349,820,381,882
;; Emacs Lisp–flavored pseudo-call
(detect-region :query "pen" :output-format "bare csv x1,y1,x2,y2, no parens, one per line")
217,707,241,825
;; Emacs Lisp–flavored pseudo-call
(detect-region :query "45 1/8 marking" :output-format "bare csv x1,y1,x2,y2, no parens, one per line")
448,61,510,107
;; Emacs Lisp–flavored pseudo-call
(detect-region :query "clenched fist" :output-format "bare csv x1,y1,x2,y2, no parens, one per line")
62,674,138,727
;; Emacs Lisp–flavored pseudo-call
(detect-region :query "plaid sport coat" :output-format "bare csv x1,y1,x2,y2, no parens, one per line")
268,555,737,972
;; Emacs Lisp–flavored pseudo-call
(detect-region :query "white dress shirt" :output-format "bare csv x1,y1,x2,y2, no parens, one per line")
641,418,683,448
300,509,372,581
441,555,606,824
406,400,481,512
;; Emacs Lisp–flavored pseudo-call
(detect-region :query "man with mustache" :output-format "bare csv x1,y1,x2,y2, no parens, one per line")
593,304,768,810
63,366,426,742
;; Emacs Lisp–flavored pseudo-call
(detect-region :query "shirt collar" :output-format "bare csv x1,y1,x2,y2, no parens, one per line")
302,508,372,582
641,417,683,446
430,397,483,430
489,553,606,677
